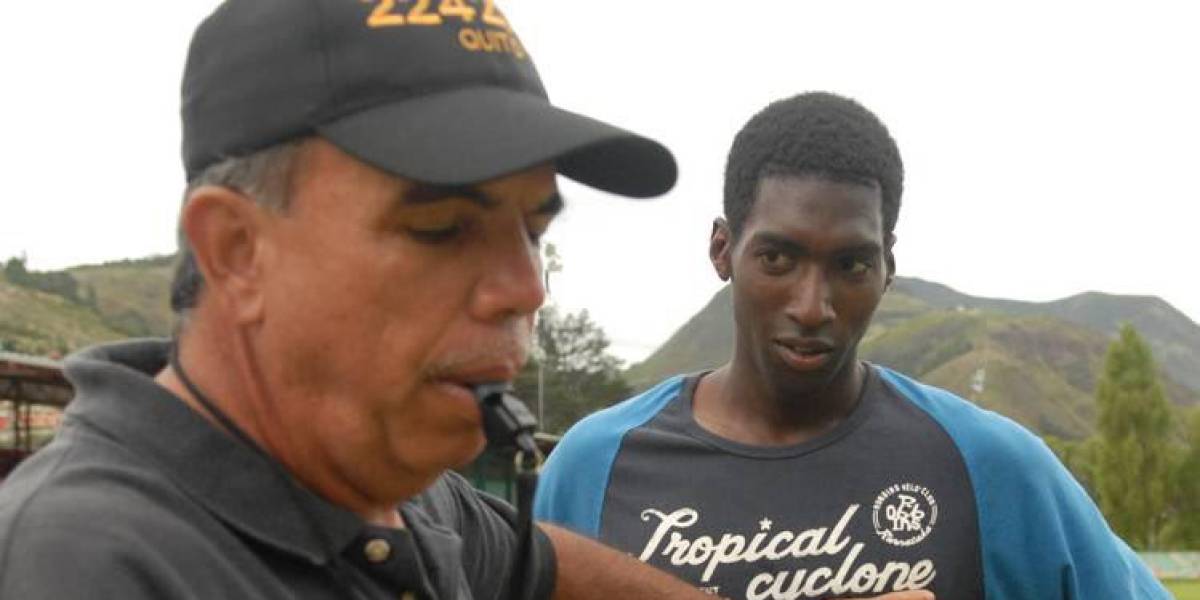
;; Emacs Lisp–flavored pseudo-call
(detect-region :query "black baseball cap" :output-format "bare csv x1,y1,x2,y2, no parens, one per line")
182,0,676,198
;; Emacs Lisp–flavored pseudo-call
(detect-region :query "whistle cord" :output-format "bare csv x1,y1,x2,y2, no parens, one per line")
168,341,371,600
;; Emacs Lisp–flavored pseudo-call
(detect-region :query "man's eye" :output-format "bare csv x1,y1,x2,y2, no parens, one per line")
406,223,462,243
839,256,873,276
758,249,794,273
526,214,554,245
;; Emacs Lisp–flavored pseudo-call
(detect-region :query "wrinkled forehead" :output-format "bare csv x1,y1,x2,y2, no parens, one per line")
289,138,559,213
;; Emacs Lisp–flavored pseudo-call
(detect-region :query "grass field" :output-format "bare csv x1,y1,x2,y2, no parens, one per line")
1166,579,1200,599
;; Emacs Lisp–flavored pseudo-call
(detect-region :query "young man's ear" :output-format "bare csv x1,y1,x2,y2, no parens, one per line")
180,186,269,324
710,217,733,282
884,232,897,290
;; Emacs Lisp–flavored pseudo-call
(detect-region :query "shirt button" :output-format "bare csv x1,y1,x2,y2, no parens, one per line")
363,538,391,563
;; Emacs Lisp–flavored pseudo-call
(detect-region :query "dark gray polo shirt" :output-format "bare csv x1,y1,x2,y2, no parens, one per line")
0,339,555,600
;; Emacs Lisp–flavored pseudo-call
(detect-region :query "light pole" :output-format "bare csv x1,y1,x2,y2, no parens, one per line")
536,244,562,431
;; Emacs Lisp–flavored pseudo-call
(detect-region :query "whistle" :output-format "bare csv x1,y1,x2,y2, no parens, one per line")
473,383,540,460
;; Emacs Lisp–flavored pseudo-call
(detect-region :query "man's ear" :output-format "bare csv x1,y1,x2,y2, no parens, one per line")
180,186,269,325
884,232,897,290
710,217,734,282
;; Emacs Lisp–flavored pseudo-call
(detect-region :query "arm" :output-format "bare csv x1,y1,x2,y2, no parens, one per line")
878,369,1171,599
966,429,1169,598
542,522,933,600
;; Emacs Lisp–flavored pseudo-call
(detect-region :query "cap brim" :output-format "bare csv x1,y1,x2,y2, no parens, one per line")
317,87,677,198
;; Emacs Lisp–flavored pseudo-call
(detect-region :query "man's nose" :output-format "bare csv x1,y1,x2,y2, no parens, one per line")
785,264,834,330
470,225,546,321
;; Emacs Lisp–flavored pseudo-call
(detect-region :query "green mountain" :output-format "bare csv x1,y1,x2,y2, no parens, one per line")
627,278,1200,439
69,255,176,337
5,255,1198,440
891,278,1200,393
0,277,126,356
0,255,175,356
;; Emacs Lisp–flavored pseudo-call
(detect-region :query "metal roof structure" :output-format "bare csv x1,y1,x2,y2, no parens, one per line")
1,352,73,479
0,351,73,408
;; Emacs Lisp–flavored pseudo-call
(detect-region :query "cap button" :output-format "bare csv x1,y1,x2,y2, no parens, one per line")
364,538,391,563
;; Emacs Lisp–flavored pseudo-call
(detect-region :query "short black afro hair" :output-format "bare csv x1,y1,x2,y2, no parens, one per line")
723,92,904,238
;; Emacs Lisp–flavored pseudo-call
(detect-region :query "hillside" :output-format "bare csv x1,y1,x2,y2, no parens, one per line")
5,256,1198,440
69,255,175,337
0,255,175,355
0,278,126,356
893,278,1200,392
627,278,1200,439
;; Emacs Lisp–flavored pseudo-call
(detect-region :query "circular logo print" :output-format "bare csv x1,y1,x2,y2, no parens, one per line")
872,483,938,547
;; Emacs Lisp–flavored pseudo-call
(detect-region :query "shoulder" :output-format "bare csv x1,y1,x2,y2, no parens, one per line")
533,376,685,534
875,366,1171,598
551,375,686,464
2,420,186,532
874,365,1061,476
0,426,213,598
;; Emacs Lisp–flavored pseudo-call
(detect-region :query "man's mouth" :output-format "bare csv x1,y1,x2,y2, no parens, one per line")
774,338,835,371
429,363,521,401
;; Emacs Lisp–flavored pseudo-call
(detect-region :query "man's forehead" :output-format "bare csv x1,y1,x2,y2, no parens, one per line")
398,183,560,214
742,176,885,248
753,175,883,221
757,172,882,197
288,138,558,213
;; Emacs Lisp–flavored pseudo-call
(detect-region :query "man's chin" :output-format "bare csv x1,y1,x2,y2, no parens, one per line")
772,354,847,395
455,434,489,468
413,431,489,473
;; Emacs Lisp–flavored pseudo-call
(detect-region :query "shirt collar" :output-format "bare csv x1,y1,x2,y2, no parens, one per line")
63,339,365,565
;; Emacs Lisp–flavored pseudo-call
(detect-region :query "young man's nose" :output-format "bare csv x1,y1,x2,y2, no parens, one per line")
786,265,835,330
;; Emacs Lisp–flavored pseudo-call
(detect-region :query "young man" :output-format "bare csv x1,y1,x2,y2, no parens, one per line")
535,92,1169,599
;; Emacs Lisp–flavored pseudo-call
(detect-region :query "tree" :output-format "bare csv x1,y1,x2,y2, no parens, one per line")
1044,435,1099,498
1093,324,1172,549
4,256,29,284
3,255,82,304
1163,409,1200,548
513,306,632,434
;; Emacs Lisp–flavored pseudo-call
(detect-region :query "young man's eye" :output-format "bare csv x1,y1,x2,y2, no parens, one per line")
839,256,873,276
758,249,795,274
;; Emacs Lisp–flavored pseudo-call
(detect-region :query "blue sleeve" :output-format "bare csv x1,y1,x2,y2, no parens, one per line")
533,377,684,537
878,368,1170,599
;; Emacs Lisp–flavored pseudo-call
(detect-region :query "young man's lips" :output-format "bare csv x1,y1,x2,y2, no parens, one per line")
774,339,834,371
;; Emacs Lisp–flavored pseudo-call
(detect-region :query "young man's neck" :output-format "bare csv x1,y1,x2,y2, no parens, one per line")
692,358,866,447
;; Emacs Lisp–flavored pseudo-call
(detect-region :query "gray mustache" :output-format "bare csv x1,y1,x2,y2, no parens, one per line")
428,324,532,377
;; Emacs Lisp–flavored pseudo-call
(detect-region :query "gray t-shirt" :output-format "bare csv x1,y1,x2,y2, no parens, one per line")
540,368,984,599
536,365,1169,599
0,339,555,600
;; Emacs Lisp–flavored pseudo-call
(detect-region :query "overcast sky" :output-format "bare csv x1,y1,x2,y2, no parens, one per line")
1,1,1197,363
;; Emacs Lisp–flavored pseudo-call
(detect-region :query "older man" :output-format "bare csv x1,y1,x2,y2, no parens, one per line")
0,2,932,600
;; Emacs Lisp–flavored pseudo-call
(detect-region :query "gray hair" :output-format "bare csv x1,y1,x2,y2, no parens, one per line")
170,139,306,316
